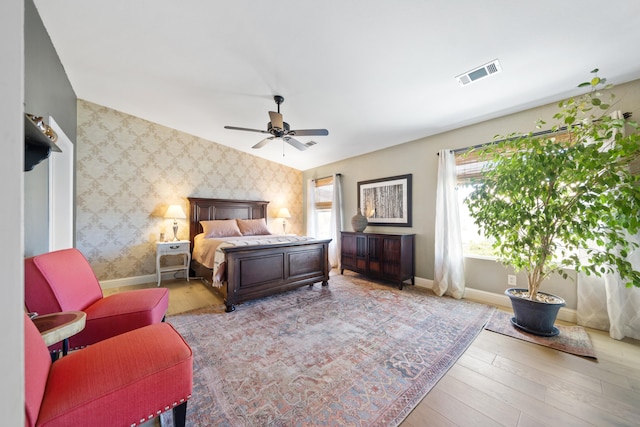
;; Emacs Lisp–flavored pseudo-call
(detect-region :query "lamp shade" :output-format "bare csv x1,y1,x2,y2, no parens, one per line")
277,208,291,219
164,204,186,219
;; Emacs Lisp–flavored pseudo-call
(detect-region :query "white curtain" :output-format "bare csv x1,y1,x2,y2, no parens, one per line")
576,110,640,340
329,174,343,269
306,175,343,269
306,178,317,237
434,149,465,299
578,232,640,340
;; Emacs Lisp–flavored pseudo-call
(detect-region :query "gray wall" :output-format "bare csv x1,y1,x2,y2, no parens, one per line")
24,0,77,257
303,78,640,309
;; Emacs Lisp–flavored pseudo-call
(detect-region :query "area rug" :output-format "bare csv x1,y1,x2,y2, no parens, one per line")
484,309,597,359
164,273,495,426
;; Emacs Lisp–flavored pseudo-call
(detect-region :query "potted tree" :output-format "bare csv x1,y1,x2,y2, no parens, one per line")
465,70,640,336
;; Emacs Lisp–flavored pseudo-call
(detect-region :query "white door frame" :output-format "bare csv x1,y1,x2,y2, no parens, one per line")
48,116,74,251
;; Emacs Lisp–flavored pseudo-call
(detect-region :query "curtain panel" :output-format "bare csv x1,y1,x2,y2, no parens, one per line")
577,111,640,340
434,149,465,299
307,175,343,269
329,174,343,269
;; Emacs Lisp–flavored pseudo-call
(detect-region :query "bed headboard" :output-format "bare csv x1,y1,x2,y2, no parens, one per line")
187,198,269,249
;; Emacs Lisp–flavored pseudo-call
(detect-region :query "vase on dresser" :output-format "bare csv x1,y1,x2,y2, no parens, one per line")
351,209,368,232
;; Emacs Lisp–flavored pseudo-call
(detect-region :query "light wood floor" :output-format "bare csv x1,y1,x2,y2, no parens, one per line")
107,276,640,427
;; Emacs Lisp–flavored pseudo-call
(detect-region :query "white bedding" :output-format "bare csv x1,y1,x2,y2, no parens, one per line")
192,233,316,287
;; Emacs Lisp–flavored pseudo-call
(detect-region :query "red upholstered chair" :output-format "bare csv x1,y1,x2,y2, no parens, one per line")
24,312,193,427
24,248,169,352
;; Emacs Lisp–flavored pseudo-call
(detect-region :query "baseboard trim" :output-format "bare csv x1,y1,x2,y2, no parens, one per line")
99,274,577,324
463,287,577,324
414,276,434,289
410,279,577,324
99,271,189,290
99,274,157,290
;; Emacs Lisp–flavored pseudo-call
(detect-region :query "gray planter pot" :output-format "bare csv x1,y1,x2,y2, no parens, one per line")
505,288,566,337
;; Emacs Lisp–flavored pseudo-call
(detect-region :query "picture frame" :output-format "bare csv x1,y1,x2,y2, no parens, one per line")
357,174,412,227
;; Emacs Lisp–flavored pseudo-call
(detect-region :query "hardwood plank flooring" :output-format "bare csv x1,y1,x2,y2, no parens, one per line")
106,277,640,427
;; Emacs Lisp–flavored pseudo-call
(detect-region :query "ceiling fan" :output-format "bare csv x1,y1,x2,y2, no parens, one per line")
224,95,329,151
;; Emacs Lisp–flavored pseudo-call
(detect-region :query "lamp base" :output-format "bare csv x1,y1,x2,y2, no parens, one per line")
173,222,179,241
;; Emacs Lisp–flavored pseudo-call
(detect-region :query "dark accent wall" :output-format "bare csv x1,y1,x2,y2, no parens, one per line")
24,0,77,256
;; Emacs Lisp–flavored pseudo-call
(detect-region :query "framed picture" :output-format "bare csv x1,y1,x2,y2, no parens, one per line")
357,174,412,227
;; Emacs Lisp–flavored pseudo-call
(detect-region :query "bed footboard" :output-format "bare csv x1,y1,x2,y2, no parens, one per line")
222,239,331,312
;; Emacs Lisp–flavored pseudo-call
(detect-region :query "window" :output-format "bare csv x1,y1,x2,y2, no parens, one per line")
454,130,582,261
455,149,497,258
457,184,496,258
313,176,333,239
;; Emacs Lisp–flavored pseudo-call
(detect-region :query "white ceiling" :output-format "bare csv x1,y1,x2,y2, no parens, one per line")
34,0,640,171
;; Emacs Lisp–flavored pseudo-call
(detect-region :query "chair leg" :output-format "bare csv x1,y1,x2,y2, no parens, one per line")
173,401,187,427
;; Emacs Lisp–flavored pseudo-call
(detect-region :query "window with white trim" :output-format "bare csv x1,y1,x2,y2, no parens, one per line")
314,176,333,239
455,149,497,258
455,128,587,261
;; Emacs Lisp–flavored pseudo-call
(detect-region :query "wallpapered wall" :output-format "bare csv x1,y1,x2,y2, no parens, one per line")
76,99,303,281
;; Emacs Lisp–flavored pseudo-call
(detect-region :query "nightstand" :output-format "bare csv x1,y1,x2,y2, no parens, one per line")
156,240,191,286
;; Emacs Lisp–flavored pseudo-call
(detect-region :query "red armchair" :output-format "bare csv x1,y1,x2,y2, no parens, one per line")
25,248,169,352
24,312,193,427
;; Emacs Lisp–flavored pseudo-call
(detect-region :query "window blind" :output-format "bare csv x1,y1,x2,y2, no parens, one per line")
314,176,334,210
454,148,492,185
630,155,640,176
454,129,576,185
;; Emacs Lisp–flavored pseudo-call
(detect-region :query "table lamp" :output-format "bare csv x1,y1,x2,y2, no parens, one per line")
277,207,291,234
164,204,187,241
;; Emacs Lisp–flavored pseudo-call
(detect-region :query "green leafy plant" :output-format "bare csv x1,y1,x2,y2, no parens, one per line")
465,70,640,301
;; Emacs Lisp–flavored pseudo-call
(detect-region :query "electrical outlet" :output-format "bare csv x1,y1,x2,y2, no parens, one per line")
508,275,517,286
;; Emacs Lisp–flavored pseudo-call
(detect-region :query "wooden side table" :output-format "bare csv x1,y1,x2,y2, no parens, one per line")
32,311,86,357
156,240,191,286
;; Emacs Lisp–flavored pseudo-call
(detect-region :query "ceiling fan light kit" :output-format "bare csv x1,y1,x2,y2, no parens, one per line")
224,95,329,152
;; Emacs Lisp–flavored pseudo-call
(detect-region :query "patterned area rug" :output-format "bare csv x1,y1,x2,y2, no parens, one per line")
165,273,494,427
485,309,597,359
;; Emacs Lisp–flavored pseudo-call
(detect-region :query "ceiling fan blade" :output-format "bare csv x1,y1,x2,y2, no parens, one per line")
224,125,269,134
283,137,308,151
289,128,329,136
252,137,274,149
269,111,284,129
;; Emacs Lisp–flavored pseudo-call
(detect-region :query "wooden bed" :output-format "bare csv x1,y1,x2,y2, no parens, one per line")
188,197,331,312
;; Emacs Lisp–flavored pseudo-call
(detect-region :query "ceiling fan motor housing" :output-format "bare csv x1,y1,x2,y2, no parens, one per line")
268,121,289,137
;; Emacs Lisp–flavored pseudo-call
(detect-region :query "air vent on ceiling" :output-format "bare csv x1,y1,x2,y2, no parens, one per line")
456,59,502,86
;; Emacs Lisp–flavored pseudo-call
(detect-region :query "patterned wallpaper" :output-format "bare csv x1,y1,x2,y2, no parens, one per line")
76,100,303,281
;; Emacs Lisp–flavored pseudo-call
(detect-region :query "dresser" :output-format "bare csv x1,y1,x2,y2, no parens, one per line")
340,231,415,289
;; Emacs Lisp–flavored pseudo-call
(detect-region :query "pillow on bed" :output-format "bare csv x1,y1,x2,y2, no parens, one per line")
236,218,271,236
200,219,242,238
